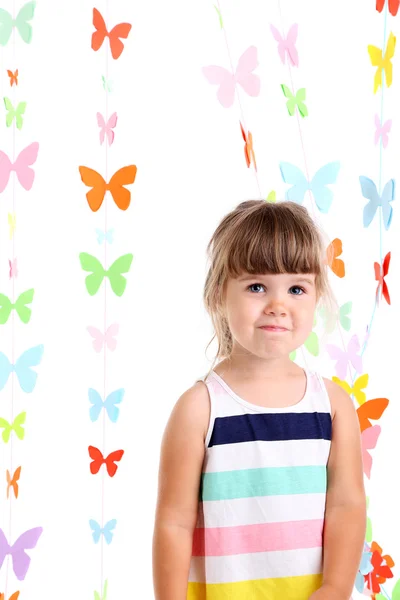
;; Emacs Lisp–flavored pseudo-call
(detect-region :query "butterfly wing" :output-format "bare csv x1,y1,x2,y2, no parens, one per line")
108,22,132,59
202,65,236,108
88,445,104,475
105,449,124,477
357,398,389,432
107,254,133,296
108,165,137,210
347,334,362,374
339,301,352,332
0,150,13,192
79,166,107,212
14,345,44,393
104,389,124,423
91,8,107,52
15,1,36,44
89,519,101,544
0,9,13,46
103,519,117,544
279,162,309,204
104,323,119,351
14,142,39,190
326,344,348,380
286,24,299,66
11,526,43,581
310,162,340,213
96,112,106,145
359,176,380,228
0,351,13,391
86,326,104,353
361,425,381,478
389,0,400,15
88,388,103,422
235,46,260,98
381,178,395,230
79,253,105,296
106,112,118,145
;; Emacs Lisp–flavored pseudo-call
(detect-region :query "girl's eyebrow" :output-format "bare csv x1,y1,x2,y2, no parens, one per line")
238,274,315,286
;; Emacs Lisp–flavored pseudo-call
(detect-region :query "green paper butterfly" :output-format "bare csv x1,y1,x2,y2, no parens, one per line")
290,313,319,361
102,75,113,92
79,253,133,297
213,4,223,28
94,579,108,600
0,411,26,443
319,301,352,334
0,1,36,46
0,288,34,324
4,97,27,129
281,84,308,117
266,190,276,203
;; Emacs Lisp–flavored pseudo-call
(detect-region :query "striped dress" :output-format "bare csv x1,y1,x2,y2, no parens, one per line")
187,368,332,600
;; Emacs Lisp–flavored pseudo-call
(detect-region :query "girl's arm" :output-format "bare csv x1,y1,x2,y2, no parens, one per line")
310,379,367,600
152,383,209,600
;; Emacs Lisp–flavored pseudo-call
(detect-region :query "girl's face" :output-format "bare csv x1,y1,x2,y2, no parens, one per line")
223,272,318,360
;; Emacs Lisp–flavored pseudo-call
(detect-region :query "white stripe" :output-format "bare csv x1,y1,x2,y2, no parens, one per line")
196,493,326,528
205,439,331,471
189,547,323,583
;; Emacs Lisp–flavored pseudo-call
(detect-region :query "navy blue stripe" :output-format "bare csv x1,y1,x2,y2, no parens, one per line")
208,412,332,447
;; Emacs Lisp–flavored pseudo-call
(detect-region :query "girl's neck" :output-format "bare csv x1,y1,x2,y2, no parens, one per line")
216,354,302,381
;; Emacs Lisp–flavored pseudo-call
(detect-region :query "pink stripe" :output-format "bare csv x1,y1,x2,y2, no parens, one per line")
192,519,323,556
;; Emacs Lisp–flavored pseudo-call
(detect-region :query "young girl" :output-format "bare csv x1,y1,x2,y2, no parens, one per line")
152,200,366,600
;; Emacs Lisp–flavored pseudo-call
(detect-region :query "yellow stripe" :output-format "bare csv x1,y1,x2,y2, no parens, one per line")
187,573,323,600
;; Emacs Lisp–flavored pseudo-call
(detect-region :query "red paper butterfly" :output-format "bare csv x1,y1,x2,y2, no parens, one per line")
7,69,18,86
88,446,124,477
91,8,132,60
374,251,391,305
376,0,399,16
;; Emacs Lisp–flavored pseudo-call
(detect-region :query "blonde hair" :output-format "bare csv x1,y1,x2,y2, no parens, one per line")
203,200,338,376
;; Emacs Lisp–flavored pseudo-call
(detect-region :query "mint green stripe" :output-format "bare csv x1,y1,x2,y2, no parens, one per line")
201,465,327,501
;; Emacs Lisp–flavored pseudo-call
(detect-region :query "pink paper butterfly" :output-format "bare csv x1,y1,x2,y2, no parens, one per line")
87,323,119,353
9,258,18,279
97,112,118,145
270,24,299,67
361,425,381,478
374,114,392,148
202,46,260,108
326,334,363,379
0,142,39,192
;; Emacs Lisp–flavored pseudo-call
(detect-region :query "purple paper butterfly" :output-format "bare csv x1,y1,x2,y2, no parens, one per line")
0,526,43,580
326,334,363,380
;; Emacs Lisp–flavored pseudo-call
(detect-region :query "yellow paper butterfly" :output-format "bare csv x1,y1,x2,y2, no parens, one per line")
367,31,396,93
332,374,369,406
8,212,16,239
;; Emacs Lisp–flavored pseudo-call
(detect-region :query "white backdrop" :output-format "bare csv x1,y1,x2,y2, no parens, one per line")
0,0,399,598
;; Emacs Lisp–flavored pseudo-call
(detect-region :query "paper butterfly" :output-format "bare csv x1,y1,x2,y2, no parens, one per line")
333,374,369,406
374,114,392,148
0,527,42,581
0,412,26,443
91,8,132,60
7,466,22,499
326,334,362,380
0,2,35,46
97,112,117,145
0,345,44,393
374,252,391,305
362,425,381,478
4,98,26,129
94,579,108,600
8,213,16,240
355,550,374,593
9,258,18,278
88,446,124,477
79,253,133,297
0,592,20,600
214,4,223,28
202,46,260,109
0,142,39,192
270,24,299,66
290,330,319,362
96,228,114,244
7,68,18,86
0,288,34,324
88,388,124,423
79,165,137,212
326,238,345,278
367,31,396,93
89,519,117,544
376,0,399,16
279,161,340,213
359,176,395,230
266,190,276,203
102,75,112,92
319,301,352,334
281,85,308,117
357,397,389,432
87,323,119,352
240,122,257,171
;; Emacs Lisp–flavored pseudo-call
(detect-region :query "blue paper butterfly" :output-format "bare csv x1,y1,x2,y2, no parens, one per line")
0,345,44,392
88,388,124,422
355,549,373,593
89,519,117,545
359,176,395,230
279,161,340,213
96,228,114,244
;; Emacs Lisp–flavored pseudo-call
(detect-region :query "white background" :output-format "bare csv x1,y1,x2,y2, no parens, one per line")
0,0,399,598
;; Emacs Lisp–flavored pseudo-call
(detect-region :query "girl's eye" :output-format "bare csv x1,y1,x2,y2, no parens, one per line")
248,283,265,293
290,286,305,295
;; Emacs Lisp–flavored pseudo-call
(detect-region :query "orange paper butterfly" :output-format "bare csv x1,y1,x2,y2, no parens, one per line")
376,0,399,15
326,238,345,278
374,251,391,305
7,69,18,86
240,121,257,171
91,8,132,60
357,398,389,433
79,165,137,212
88,446,124,477
0,593,20,600
6,466,21,499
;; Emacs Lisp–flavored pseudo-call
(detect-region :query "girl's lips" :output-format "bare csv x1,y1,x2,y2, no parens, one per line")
260,326,288,331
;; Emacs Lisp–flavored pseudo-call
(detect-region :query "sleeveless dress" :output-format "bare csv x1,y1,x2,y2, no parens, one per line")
187,368,332,600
